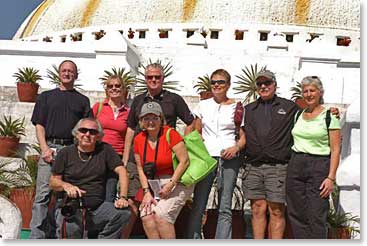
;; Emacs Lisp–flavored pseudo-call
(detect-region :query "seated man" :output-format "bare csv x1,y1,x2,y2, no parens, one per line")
49,118,131,239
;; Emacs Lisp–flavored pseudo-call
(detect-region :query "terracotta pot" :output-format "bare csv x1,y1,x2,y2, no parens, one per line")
199,91,213,100
295,98,307,109
16,82,39,102
10,187,36,229
0,136,20,157
328,227,351,239
203,209,246,239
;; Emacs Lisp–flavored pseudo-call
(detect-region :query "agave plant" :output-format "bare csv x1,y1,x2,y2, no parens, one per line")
13,67,42,84
0,115,26,138
99,67,136,92
134,58,180,95
193,74,211,93
233,64,267,104
46,64,83,89
290,81,303,101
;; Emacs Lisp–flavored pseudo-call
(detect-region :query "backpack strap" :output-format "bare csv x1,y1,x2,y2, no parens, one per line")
325,109,331,129
95,102,103,118
166,128,172,146
294,109,303,124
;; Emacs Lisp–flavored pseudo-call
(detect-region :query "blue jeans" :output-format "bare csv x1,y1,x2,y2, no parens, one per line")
29,143,66,239
185,157,241,239
55,201,131,239
215,157,241,239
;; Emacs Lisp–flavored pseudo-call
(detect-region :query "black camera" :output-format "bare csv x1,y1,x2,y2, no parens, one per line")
143,162,156,179
60,195,84,217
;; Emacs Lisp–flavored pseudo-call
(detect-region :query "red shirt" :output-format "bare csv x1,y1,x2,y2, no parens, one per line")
92,99,129,155
133,126,183,176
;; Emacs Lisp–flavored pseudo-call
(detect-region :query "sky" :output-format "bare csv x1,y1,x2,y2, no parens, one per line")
0,0,44,40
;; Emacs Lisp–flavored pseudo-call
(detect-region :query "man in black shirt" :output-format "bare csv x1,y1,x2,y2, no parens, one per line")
50,118,130,238
243,70,299,239
29,60,92,238
121,63,195,238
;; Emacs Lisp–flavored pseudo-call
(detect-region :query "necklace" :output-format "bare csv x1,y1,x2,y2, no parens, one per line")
78,149,92,162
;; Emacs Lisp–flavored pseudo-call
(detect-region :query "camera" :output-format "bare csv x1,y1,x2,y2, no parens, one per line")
143,162,156,179
60,195,84,217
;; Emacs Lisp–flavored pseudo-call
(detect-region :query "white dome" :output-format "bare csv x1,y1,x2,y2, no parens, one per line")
15,0,360,39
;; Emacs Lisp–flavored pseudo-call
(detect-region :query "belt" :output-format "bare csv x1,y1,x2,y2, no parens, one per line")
47,138,74,146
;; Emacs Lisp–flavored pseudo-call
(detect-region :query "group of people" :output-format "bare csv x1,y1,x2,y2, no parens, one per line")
28,59,341,239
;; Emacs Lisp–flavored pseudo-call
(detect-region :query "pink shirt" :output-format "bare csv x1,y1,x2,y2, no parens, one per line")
92,99,129,155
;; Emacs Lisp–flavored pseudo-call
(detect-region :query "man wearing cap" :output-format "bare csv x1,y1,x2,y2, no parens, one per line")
30,60,92,238
121,62,195,238
242,70,297,239
242,70,338,239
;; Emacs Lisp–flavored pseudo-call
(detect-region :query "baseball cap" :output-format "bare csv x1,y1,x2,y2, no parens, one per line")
256,70,276,82
139,102,163,118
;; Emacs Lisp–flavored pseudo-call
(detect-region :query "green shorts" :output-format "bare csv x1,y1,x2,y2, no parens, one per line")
242,163,287,204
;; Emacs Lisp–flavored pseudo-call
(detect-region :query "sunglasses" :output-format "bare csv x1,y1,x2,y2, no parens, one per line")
146,75,162,80
210,80,227,85
78,127,99,135
256,80,273,87
106,84,122,89
142,116,160,122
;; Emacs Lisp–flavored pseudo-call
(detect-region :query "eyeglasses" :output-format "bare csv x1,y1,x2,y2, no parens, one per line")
106,84,122,90
256,80,273,87
78,127,99,135
146,75,162,80
142,116,160,122
210,80,227,85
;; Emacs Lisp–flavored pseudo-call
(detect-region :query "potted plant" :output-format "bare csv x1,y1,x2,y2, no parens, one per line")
290,81,307,109
327,208,360,239
0,151,38,229
134,58,181,95
0,115,25,157
46,64,83,90
128,28,135,39
13,67,42,102
233,64,267,104
99,67,136,100
193,74,213,100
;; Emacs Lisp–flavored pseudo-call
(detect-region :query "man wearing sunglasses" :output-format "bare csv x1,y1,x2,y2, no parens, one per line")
122,63,195,237
30,60,92,238
50,118,131,238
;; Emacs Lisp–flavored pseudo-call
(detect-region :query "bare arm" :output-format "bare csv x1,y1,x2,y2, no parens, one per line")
113,165,129,208
49,174,86,198
159,141,189,198
122,127,135,166
35,124,54,163
193,117,202,134
135,153,157,213
183,119,195,136
222,128,246,160
319,129,341,198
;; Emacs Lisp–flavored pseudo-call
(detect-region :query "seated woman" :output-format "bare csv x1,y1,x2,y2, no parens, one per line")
286,76,341,239
133,101,194,239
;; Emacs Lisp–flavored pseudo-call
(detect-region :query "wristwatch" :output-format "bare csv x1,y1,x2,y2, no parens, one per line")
143,187,150,194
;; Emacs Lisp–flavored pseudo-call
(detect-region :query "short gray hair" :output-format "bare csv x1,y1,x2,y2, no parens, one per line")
300,76,325,104
72,118,104,139
145,63,164,76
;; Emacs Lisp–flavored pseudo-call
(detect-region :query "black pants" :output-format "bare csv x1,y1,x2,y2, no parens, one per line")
286,151,330,239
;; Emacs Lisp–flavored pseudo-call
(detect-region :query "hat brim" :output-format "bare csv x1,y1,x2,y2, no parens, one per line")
139,111,161,119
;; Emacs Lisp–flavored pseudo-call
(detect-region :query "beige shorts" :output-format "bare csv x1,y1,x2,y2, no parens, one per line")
139,176,194,224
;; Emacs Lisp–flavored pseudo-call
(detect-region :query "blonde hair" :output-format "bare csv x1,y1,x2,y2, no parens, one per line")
103,75,126,98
